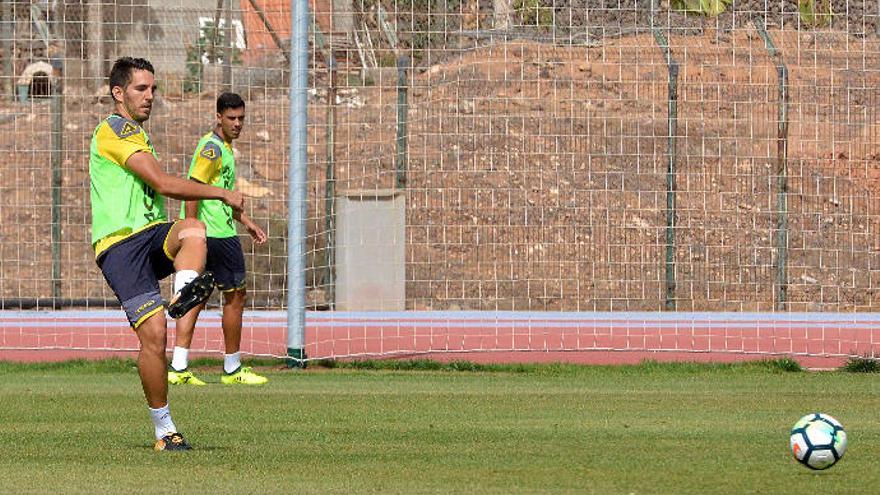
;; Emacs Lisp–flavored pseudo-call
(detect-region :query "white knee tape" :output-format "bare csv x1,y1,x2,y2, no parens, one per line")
178,228,206,241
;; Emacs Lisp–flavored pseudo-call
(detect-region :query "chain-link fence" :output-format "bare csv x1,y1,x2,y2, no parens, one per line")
1,1,878,315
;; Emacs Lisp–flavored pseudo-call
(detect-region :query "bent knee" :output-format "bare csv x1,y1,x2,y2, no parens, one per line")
177,219,206,242
136,320,168,353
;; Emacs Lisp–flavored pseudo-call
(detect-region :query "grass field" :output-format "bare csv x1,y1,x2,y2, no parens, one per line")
0,359,877,494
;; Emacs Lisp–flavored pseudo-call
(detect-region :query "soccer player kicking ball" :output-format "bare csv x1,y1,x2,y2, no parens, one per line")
167,93,269,387
90,58,245,451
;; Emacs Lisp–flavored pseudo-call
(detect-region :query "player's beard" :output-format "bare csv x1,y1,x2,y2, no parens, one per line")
138,104,152,121
125,100,151,123
224,126,240,140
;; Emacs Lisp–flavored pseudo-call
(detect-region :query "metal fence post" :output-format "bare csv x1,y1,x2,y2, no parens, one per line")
755,20,789,311
396,55,410,190
651,25,679,311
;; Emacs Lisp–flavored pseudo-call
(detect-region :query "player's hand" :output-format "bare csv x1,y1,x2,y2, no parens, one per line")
246,220,267,245
223,190,245,212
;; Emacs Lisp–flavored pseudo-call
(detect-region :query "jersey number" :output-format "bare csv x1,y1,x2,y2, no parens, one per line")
142,183,159,221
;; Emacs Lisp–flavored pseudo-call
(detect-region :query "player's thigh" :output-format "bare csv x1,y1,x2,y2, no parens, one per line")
149,222,176,280
206,236,246,292
164,218,207,258
97,227,168,328
223,286,246,309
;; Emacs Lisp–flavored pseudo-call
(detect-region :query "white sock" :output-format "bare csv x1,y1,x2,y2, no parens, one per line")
170,346,189,372
224,352,241,374
173,270,199,297
149,404,177,440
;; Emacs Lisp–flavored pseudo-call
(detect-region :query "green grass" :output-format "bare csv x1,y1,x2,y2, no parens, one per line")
0,359,878,494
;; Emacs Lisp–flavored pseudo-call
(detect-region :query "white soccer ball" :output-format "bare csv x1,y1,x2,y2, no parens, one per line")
789,413,847,470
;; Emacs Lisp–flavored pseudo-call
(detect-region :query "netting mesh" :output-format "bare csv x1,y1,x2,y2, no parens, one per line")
0,1,878,360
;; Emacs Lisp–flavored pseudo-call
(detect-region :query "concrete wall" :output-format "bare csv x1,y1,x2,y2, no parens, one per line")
335,190,406,311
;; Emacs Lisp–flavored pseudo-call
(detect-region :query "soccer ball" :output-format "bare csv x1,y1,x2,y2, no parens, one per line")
789,413,847,470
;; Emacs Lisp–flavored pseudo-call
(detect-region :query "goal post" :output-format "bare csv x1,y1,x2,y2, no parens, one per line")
286,0,309,367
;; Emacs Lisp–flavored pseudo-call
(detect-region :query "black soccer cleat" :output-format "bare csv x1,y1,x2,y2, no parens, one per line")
167,271,215,319
153,432,192,451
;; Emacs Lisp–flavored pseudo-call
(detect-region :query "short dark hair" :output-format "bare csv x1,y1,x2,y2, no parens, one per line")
217,92,245,114
109,57,154,96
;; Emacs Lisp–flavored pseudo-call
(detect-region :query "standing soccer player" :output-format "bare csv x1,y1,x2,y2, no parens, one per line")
168,93,269,386
89,57,245,451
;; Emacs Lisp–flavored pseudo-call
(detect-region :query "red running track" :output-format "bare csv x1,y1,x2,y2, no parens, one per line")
1,311,878,368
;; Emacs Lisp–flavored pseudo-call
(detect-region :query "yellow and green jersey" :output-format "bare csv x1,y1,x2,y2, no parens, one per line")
181,132,237,238
89,114,166,258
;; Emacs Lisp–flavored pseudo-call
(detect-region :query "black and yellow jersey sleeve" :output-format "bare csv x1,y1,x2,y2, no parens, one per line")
95,117,152,167
189,141,223,184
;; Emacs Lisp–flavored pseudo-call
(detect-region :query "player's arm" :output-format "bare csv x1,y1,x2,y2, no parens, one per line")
234,210,268,245
126,151,244,212
183,178,203,219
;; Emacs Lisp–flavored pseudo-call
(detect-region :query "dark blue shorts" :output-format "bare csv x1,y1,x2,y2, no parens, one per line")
206,236,246,292
97,222,175,328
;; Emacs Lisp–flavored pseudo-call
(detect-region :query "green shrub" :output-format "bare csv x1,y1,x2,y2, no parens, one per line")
514,0,554,28
798,0,833,28
841,356,879,373
671,0,732,17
